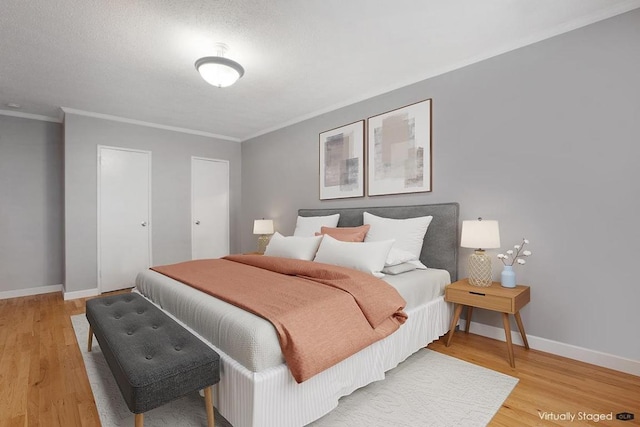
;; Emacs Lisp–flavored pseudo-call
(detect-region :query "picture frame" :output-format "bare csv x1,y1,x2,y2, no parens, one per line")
319,120,365,200
367,99,432,196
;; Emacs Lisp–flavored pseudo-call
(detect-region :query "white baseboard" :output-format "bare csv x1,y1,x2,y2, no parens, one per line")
64,288,100,300
467,320,640,377
0,284,63,300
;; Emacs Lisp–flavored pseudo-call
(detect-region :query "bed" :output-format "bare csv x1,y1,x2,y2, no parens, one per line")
134,203,459,427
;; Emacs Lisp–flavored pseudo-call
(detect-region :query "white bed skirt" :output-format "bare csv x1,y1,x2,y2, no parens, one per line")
134,289,452,426
140,293,453,427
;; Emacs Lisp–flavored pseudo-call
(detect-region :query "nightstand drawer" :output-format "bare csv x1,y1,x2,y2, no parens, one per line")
445,287,513,312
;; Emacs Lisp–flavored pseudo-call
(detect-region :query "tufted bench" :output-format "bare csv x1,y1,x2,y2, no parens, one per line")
86,292,220,427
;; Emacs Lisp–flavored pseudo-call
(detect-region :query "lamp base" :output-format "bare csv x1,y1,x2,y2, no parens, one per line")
468,250,493,287
257,235,270,254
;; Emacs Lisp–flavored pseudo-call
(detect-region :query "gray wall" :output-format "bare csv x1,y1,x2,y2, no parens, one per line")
0,115,64,292
64,113,242,293
241,10,640,360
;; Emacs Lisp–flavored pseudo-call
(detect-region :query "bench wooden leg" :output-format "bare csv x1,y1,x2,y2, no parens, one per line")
87,326,93,352
135,413,144,427
204,386,215,427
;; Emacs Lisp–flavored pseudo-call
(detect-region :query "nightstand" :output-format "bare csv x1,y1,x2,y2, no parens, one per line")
445,279,530,368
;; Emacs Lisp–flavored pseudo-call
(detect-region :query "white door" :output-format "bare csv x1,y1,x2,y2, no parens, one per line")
192,157,229,259
98,146,152,293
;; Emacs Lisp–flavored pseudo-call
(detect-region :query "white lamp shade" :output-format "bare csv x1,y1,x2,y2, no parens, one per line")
460,220,500,249
253,219,274,235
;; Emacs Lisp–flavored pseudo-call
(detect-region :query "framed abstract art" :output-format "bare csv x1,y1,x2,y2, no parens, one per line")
319,120,365,200
367,99,432,196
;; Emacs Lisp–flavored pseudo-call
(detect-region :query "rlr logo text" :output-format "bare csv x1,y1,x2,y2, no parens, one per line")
616,412,634,421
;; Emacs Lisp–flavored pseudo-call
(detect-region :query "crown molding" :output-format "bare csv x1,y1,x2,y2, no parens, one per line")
241,2,640,142
61,107,241,142
0,109,62,123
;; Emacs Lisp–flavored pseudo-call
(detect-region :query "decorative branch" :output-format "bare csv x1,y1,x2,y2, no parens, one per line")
497,238,531,266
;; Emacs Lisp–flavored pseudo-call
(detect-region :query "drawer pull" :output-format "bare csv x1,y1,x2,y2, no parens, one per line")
469,291,486,296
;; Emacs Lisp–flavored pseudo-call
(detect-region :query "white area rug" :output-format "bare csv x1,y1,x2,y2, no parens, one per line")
72,314,517,427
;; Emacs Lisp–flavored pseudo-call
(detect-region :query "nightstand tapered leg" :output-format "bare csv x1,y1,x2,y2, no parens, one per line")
446,304,464,346
502,313,515,368
465,306,473,333
514,311,529,349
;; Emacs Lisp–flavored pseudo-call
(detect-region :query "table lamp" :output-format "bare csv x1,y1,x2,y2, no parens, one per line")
460,218,500,287
253,219,274,254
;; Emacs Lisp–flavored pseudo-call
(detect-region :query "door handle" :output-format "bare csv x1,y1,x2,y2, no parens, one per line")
141,221,147,227
195,220,201,225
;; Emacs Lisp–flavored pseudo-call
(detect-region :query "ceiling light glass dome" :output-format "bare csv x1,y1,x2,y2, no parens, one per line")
195,43,244,88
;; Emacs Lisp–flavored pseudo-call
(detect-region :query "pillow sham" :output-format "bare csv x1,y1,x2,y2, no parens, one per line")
313,234,394,277
314,224,370,242
264,232,323,260
385,247,417,266
381,262,419,275
407,259,428,270
363,212,433,263
293,214,340,237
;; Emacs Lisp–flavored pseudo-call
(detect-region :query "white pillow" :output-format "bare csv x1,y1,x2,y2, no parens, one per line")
264,232,323,260
385,247,416,267
293,214,340,237
407,259,428,270
381,262,418,275
313,234,394,277
364,212,433,263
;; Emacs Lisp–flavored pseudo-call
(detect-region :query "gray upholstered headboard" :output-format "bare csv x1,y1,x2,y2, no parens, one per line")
298,203,459,281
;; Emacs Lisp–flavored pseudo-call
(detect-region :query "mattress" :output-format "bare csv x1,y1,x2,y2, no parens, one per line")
384,268,450,310
134,265,450,373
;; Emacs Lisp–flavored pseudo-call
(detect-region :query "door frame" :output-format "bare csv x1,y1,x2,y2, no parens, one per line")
191,156,230,259
97,145,153,293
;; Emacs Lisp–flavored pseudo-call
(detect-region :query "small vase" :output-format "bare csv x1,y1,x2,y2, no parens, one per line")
501,265,516,288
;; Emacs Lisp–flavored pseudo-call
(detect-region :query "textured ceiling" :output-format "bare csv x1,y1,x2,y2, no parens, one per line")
1,0,639,141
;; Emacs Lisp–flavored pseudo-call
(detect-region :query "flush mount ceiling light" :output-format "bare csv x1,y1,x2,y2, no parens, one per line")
195,43,244,88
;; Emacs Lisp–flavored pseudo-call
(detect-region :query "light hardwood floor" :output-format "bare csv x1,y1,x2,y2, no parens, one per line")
1,291,638,426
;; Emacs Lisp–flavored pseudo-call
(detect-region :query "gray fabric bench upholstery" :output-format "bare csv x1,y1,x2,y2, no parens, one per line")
86,292,220,426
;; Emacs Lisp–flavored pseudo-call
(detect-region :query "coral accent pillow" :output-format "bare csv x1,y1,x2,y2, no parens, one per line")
315,225,370,242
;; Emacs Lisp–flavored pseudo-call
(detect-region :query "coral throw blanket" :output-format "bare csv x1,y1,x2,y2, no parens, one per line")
150,254,407,382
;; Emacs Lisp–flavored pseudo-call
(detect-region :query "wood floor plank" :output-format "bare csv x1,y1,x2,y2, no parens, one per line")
428,331,640,426
0,291,638,426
